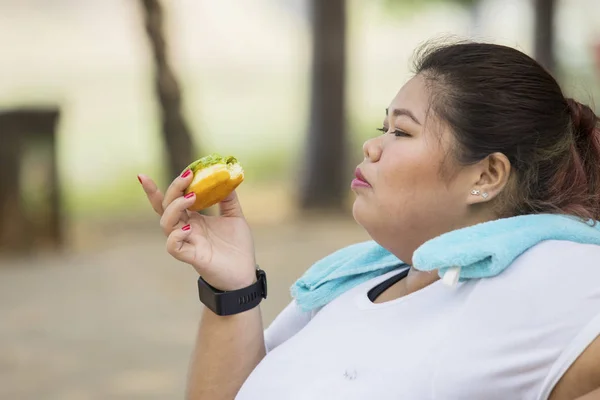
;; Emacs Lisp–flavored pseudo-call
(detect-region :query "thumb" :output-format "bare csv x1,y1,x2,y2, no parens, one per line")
218,190,244,218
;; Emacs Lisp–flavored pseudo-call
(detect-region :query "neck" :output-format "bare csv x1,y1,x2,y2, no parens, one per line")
385,212,498,266
405,266,440,294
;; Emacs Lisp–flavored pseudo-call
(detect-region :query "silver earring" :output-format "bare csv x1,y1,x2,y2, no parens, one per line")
471,189,489,199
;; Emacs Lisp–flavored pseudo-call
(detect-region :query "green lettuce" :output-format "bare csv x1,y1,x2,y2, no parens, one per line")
184,153,239,173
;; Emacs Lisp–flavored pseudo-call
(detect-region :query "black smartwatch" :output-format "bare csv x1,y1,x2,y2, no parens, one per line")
197,267,267,316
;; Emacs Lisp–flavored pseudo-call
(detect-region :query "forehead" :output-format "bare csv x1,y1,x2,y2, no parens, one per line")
387,74,431,123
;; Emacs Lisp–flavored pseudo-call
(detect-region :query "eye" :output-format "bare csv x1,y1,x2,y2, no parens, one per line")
392,130,410,137
376,127,410,137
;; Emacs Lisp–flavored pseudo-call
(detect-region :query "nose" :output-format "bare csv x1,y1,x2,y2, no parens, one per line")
362,136,382,162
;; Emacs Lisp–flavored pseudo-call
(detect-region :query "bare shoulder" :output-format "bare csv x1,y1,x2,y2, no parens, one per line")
549,335,600,400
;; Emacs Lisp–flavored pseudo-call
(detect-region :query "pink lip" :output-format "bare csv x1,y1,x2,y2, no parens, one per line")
351,179,371,189
352,168,371,189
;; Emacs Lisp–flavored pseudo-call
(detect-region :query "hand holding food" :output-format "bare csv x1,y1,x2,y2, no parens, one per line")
138,153,256,291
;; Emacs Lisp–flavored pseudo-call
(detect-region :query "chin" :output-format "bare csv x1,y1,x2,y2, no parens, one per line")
353,199,396,242
352,196,369,229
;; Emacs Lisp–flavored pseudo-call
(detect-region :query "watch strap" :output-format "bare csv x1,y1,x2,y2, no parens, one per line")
198,269,267,316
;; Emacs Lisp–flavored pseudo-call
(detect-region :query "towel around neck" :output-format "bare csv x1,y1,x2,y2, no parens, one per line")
291,214,600,312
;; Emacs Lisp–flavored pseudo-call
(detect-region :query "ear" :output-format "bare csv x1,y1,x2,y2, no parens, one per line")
466,152,511,205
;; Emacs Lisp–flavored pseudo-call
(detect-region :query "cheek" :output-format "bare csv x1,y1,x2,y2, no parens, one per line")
373,150,460,221
378,150,441,197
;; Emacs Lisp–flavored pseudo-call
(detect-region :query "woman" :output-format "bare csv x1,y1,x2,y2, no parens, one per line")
138,41,600,399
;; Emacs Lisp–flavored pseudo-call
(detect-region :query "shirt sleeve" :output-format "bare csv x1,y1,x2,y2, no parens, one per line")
264,300,320,354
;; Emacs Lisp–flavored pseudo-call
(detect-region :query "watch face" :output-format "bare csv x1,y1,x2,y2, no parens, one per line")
198,277,222,314
257,269,268,299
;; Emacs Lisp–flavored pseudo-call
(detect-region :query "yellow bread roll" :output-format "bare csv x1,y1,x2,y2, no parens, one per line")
182,154,244,211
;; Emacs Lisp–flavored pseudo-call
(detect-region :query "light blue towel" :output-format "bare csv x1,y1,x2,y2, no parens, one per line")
291,214,600,312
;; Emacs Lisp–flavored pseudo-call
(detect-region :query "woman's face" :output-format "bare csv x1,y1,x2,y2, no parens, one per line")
352,74,480,263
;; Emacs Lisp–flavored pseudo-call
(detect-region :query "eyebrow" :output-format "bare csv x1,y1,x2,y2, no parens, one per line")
385,108,421,126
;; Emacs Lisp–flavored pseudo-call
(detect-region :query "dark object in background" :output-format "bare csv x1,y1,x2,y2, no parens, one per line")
138,0,197,181
299,0,348,211
0,108,62,253
533,0,556,73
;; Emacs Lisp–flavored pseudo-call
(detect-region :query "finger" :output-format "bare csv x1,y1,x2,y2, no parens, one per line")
160,193,195,236
166,224,198,266
218,190,244,218
138,174,164,216
162,168,194,211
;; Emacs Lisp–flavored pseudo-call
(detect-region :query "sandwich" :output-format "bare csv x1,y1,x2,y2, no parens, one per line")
182,153,245,211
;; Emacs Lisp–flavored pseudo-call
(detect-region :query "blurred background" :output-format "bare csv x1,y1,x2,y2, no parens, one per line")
0,0,598,398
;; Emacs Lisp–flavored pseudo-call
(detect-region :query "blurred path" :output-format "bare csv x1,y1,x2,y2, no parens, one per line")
0,215,369,399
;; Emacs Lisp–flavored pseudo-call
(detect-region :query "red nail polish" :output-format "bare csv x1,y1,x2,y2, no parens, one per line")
137,175,142,184
184,192,195,199
182,224,191,231
181,169,191,178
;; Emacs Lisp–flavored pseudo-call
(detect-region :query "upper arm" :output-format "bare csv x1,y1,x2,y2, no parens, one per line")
574,386,600,400
549,334,600,400
264,300,318,353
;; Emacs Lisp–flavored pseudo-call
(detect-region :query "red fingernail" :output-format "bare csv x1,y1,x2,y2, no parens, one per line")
184,192,195,199
182,224,191,231
181,169,191,178
137,175,143,184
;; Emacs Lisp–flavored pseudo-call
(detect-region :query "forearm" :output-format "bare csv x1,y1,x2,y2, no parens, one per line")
185,306,266,400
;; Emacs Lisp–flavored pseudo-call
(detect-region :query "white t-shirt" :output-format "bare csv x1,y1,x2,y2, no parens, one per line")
236,241,600,400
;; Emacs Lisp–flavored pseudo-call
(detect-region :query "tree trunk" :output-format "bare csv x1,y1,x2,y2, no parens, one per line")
139,0,196,179
533,0,556,73
299,0,347,210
